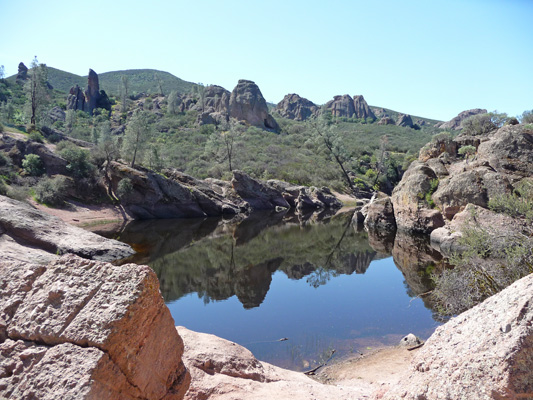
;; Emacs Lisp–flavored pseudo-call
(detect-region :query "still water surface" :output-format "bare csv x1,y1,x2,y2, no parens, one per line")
111,209,441,371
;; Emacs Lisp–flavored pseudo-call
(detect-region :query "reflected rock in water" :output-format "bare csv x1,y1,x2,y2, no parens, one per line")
392,232,443,312
366,228,395,255
113,209,379,308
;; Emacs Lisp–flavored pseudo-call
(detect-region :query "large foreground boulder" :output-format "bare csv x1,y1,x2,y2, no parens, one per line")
379,272,533,399
0,195,133,263
0,255,190,399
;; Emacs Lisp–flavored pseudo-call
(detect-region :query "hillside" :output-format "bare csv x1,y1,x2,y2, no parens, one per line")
8,67,197,96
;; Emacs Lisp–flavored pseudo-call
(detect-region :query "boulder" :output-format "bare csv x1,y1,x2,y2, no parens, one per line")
396,113,414,128
267,180,342,210
274,93,318,121
203,85,231,114
47,106,66,123
0,255,190,399
352,95,376,120
390,162,445,233
231,170,290,211
324,94,355,118
0,195,134,263
67,69,109,115
177,326,371,400
379,272,533,399
229,80,280,131
436,108,487,130
377,116,395,125
364,196,396,231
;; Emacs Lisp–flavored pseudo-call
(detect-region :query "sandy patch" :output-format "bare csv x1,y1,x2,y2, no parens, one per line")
29,199,130,233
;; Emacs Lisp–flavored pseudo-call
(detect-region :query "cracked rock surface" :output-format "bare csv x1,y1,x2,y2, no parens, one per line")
0,254,190,400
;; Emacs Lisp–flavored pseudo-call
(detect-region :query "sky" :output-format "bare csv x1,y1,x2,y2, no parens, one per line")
1,0,532,121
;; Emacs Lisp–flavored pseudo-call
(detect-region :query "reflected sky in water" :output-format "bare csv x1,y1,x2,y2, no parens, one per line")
111,209,442,371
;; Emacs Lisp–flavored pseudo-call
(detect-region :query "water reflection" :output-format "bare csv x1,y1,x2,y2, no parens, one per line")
105,208,446,370
116,209,380,308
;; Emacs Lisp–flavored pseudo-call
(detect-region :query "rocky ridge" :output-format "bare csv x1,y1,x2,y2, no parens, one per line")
324,94,376,120
108,163,342,219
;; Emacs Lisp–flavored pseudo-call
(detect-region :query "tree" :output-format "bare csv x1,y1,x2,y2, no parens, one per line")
205,121,244,172
154,72,164,96
120,75,130,113
122,110,153,168
0,65,5,80
310,118,355,192
24,57,49,126
91,121,120,196
193,83,206,113
167,91,181,115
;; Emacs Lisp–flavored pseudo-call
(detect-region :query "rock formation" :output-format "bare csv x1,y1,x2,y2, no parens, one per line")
379,272,533,399
0,254,190,399
436,108,487,130
274,93,319,121
15,62,28,84
47,106,66,123
0,195,134,264
396,113,414,128
377,116,395,125
361,123,532,237
325,94,355,118
325,94,375,120
177,327,371,399
108,164,341,219
353,95,376,120
66,69,110,115
229,80,279,131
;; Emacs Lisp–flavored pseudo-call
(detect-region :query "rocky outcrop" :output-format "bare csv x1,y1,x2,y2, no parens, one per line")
390,162,445,234
178,326,372,399
364,196,396,231
325,94,355,118
436,108,487,130
66,84,85,111
379,272,533,400
390,124,532,233
66,69,110,115
0,134,69,175
109,163,341,219
325,94,376,120
15,62,28,85
377,116,395,125
0,195,134,264
274,93,318,121
48,106,66,123
396,113,414,128
229,80,279,131
0,255,190,399
353,95,376,120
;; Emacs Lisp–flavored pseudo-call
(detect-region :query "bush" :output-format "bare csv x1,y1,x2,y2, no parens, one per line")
458,145,476,158
28,131,45,143
488,179,533,221
0,122,4,132
461,112,508,136
116,178,134,199
0,177,7,195
22,154,44,176
58,142,94,178
34,176,68,206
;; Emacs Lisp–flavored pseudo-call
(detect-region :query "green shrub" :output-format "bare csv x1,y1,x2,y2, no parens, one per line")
28,131,45,143
0,177,7,195
58,142,94,178
458,145,476,158
461,114,497,135
0,122,4,132
116,178,134,199
34,176,68,206
0,151,10,168
520,110,533,124
22,154,44,176
488,180,533,221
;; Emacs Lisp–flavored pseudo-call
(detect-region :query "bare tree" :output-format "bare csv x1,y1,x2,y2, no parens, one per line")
24,56,49,126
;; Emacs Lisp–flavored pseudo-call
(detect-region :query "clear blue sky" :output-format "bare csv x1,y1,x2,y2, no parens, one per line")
1,0,532,121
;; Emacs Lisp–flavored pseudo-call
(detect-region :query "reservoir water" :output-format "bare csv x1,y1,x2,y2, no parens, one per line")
110,209,442,371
